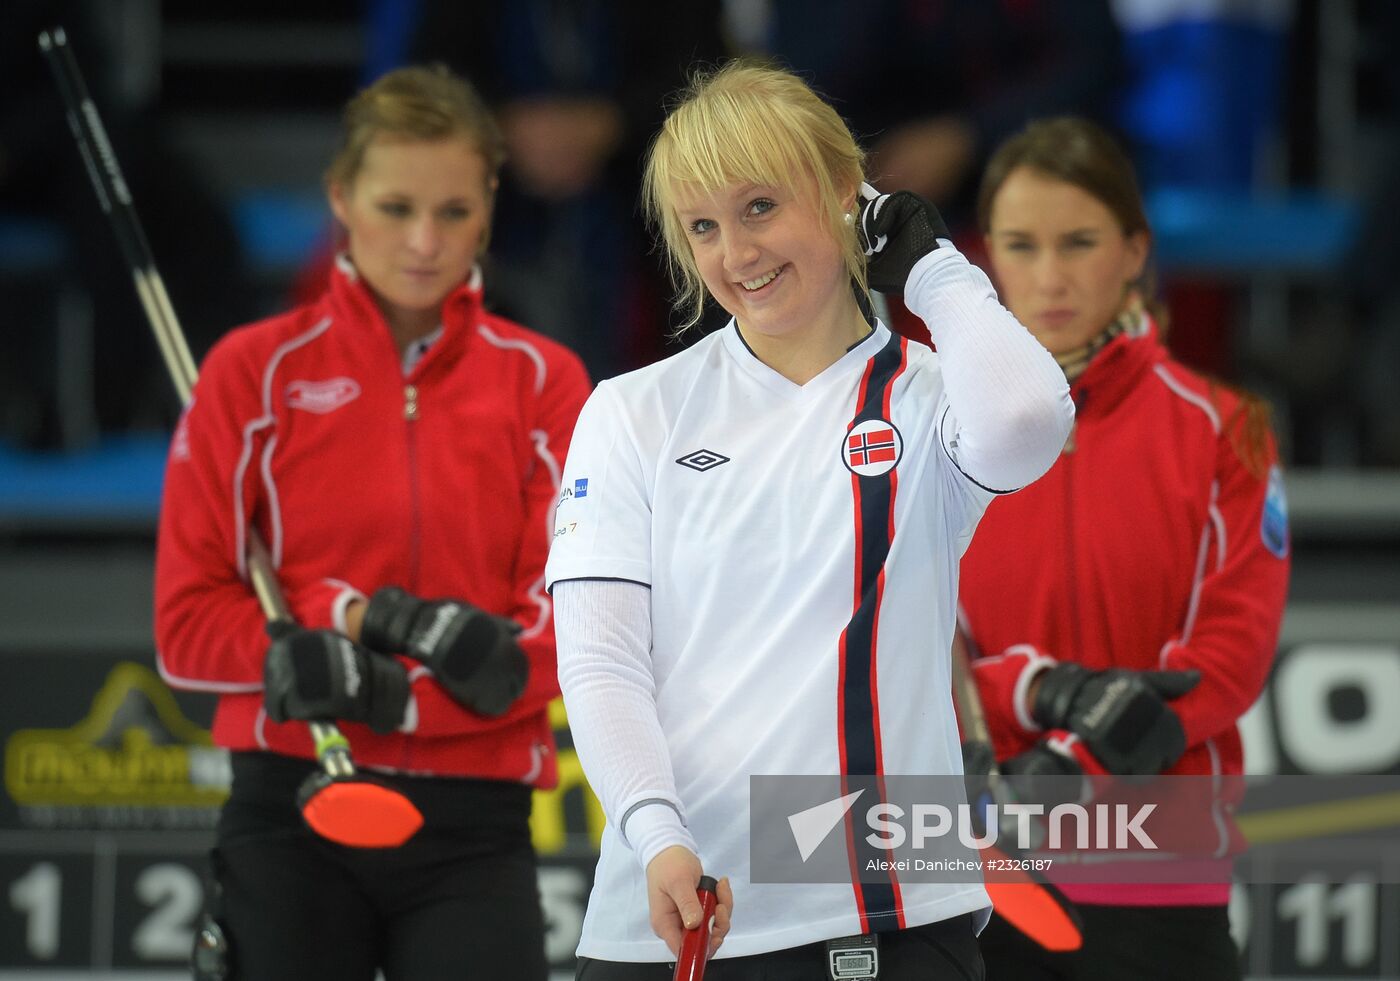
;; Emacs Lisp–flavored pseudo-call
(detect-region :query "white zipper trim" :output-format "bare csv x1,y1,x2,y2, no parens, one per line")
477,323,547,395
519,428,564,641
1153,363,1222,433
1161,479,1223,666
1206,738,1230,857
154,655,262,694
520,741,547,784
254,706,270,750
232,316,333,579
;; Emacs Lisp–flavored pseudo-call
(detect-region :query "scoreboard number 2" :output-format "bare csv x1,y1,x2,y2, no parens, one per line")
131,862,204,960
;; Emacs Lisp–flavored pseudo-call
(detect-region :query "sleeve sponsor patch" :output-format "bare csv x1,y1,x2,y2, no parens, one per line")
554,475,590,539
1261,464,1290,559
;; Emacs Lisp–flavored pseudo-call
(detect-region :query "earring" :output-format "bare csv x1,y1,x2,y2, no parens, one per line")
843,211,856,226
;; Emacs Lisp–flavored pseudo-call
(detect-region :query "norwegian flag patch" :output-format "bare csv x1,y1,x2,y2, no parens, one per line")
842,419,902,477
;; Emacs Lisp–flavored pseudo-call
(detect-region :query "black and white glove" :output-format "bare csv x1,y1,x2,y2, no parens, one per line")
1001,742,1085,811
857,182,950,294
360,586,528,718
962,741,1080,849
1031,664,1200,774
961,739,997,810
263,622,409,734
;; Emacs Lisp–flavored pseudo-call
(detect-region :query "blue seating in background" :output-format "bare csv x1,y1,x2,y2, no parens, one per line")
2,191,327,282
231,188,329,275
0,186,1363,530
0,192,326,531
1148,187,1360,276
0,217,69,275
0,434,168,529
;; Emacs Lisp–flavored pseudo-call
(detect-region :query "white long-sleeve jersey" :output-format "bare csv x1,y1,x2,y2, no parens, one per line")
547,245,1073,960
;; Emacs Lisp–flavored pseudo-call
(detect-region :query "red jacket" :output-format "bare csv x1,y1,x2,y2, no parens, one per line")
154,259,591,786
959,317,1290,904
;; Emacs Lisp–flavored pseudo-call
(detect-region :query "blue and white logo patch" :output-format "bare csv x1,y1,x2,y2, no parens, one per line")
1261,464,1289,559
554,476,589,540
558,477,590,508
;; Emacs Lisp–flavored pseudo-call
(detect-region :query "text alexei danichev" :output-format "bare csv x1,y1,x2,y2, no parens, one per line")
862,802,1158,851
865,856,1056,872
866,858,982,872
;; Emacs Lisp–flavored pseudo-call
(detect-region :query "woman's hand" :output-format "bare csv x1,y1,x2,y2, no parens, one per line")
645,846,733,959
857,183,951,294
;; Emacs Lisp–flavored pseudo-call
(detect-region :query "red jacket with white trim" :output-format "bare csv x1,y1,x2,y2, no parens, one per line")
154,259,591,786
958,317,1290,904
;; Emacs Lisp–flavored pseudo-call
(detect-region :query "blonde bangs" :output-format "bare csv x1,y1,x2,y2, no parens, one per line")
327,65,506,191
643,61,868,332
655,90,814,199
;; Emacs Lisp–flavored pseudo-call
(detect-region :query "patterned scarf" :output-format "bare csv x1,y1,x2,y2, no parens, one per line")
1054,296,1146,383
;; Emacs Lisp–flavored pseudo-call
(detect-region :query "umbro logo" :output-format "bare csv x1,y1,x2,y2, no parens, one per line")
675,449,730,472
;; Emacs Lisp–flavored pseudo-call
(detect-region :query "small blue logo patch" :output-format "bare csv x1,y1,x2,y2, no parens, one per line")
574,478,589,498
1261,464,1289,559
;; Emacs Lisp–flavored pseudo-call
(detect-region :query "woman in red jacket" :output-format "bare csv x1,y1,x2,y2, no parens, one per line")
154,66,590,980
960,117,1290,979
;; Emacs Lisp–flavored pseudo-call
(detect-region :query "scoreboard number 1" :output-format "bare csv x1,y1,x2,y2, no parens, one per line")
9,861,62,960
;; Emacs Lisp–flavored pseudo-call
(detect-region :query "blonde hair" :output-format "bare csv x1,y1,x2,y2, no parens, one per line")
642,61,867,331
326,65,506,193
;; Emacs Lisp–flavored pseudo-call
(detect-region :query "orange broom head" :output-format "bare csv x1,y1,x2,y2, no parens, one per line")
300,778,424,848
986,880,1082,951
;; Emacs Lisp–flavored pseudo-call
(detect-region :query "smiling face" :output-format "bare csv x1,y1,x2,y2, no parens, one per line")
985,166,1149,356
329,135,494,341
674,176,857,347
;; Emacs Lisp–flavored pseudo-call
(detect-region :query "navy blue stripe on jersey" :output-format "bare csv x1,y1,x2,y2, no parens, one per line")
843,334,903,772
838,331,907,934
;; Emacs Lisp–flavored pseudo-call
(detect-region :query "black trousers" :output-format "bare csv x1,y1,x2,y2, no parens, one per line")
577,913,984,980
978,903,1241,981
209,751,547,981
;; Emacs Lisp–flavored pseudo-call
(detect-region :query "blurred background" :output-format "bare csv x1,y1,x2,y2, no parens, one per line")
0,1,1396,978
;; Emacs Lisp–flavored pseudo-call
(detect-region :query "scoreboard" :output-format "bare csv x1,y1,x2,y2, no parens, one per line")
0,656,599,976
3,623,1398,976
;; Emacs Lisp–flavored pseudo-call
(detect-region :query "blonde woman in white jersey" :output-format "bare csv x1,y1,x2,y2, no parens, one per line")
546,61,1074,980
